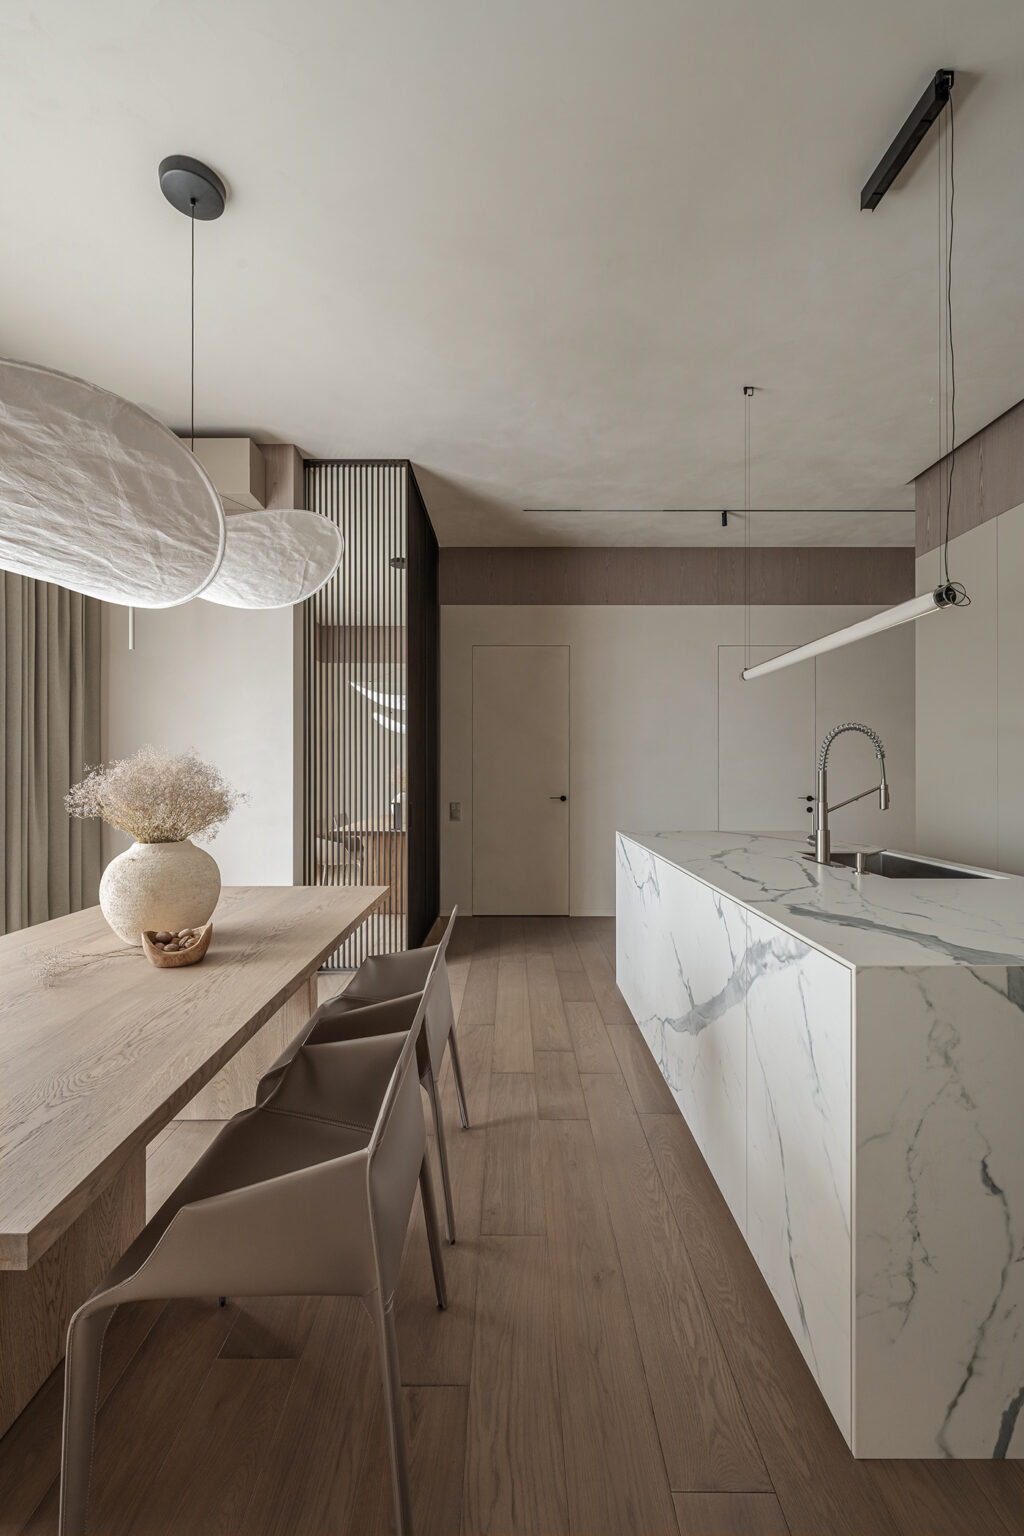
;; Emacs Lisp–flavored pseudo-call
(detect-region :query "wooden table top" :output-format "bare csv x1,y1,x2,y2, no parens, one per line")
0,884,385,1270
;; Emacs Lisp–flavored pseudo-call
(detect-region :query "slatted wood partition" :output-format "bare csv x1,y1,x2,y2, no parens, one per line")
303,462,440,966
304,462,408,967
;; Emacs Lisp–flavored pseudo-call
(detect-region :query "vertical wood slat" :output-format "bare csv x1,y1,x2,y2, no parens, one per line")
303,463,408,967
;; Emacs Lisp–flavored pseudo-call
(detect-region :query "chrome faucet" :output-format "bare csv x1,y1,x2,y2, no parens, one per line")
811,722,889,865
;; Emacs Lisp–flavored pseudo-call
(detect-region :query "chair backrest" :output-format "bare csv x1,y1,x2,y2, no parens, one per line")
368,942,443,1157
435,906,458,964
365,943,446,1298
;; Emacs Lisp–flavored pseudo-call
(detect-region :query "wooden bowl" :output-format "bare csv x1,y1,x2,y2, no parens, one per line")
141,922,213,968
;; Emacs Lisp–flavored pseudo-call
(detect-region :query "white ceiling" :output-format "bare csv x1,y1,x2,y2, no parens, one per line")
3,1,1023,547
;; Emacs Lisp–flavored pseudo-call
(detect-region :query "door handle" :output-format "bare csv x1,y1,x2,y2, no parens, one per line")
550,795,567,802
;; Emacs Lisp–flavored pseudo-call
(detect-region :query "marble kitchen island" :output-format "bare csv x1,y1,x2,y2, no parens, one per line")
616,829,1024,1460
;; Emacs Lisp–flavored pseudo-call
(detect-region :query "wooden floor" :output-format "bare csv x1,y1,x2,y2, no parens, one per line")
2,915,1022,1536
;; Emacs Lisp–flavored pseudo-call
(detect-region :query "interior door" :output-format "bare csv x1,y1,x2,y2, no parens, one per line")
472,644,569,914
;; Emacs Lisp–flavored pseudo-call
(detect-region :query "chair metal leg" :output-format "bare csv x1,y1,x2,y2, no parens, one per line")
375,1295,414,1536
448,1025,470,1130
59,1304,115,1536
418,1155,449,1309
426,1067,456,1244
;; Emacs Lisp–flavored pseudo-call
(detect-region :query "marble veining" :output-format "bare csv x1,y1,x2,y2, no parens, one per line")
617,829,1024,1459
625,829,1022,968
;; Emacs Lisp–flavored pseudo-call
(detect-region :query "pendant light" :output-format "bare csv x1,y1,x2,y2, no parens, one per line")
0,356,226,606
741,74,968,683
158,155,343,610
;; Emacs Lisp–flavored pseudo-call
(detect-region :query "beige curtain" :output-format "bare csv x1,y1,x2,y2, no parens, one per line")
1,572,101,935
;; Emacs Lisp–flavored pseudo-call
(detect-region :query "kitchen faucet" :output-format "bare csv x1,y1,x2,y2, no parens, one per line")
810,722,889,865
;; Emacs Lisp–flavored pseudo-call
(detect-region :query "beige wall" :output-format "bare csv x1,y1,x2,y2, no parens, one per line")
915,500,1024,872
101,602,301,884
101,445,304,886
441,604,916,915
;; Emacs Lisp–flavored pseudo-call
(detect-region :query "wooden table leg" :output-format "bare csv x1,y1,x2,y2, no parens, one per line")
175,973,320,1120
0,1149,146,1437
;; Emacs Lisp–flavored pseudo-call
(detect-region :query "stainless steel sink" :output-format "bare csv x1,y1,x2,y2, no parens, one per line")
826,850,1000,880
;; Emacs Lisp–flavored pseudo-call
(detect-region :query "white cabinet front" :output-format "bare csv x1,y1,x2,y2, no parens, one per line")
616,836,747,1225
744,909,852,1441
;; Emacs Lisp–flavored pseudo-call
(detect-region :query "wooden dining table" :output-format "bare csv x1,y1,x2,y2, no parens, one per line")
0,882,385,1436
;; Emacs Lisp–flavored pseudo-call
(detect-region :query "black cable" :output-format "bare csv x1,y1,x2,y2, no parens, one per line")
943,92,955,587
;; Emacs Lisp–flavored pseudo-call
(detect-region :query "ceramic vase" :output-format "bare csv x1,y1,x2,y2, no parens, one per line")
99,839,221,946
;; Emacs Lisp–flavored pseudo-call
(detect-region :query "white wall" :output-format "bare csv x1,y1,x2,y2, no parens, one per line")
101,600,300,884
916,500,1024,873
441,604,916,915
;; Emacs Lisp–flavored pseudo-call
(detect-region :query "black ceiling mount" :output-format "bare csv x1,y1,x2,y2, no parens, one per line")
861,69,954,211
158,155,226,219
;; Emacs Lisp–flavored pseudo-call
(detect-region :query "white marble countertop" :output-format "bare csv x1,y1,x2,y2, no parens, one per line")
617,830,1024,969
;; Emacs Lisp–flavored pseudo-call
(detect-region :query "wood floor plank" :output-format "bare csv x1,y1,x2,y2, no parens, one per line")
556,964,596,1003
447,916,480,964
609,1023,679,1113
220,1295,321,1360
535,1050,588,1120
958,1463,1024,1536
131,1359,294,1536
460,953,498,1028
521,914,554,957
643,1113,900,1536
242,1296,379,1536
146,1121,221,1220
493,957,533,1072
565,997,619,1073
541,1118,678,1535
463,1237,569,1535
576,937,632,1025
673,1490,790,1535
468,916,503,960
584,1073,770,1494
865,1460,1018,1536
398,1021,494,1383
527,952,572,1050
447,956,472,1030
349,1385,469,1536
22,1298,239,1536
499,915,525,954
548,915,584,971
0,1301,164,1536
481,1073,544,1235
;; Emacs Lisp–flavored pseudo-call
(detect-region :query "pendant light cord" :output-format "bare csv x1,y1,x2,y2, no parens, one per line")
942,93,955,588
190,197,196,451
744,386,752,671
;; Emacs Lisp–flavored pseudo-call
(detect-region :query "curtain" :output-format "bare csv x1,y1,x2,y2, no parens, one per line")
1,572,101,935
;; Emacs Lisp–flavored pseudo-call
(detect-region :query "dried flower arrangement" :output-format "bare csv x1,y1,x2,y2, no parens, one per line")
66,746,246,844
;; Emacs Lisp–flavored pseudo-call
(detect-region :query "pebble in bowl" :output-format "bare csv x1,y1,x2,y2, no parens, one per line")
141,922,213,968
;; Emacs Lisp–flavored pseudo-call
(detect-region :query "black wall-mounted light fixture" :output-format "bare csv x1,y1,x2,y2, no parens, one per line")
861,69,954,210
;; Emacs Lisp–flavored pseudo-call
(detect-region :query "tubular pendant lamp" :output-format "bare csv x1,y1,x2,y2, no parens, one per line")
741,585,958,680
0,357,226,606
160,156,343,609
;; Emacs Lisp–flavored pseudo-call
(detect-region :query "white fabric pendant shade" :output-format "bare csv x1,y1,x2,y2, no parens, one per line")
199,508,344,608
0,358,226,606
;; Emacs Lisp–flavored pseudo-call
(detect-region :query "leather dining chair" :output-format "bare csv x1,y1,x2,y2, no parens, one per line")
59,983,446,1536
257,908,467,1242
